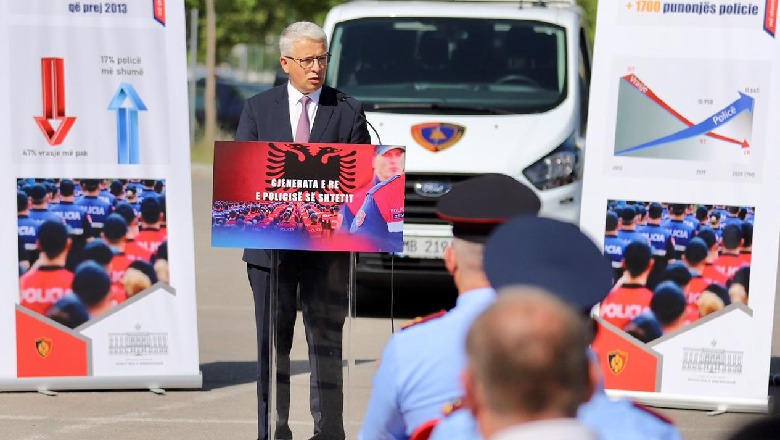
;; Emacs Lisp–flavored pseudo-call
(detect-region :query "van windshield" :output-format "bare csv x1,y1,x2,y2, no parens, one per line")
327,17,567,115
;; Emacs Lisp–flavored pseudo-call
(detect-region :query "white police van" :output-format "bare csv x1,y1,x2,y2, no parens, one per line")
323,0,592,282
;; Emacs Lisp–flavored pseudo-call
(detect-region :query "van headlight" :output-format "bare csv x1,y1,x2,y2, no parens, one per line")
522,138,579,190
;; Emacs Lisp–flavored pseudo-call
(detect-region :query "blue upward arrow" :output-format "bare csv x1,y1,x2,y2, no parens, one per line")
108,82,148,110
108,83,147,164
616,92,754,156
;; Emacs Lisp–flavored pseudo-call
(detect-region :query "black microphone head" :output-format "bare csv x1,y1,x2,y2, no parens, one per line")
336,92,348,102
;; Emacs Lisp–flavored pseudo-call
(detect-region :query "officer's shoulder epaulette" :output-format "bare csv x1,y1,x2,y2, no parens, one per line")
631,402,675,425
400,309,446,330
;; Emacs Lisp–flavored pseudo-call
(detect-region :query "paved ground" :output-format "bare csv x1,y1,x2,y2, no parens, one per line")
0,164,777,439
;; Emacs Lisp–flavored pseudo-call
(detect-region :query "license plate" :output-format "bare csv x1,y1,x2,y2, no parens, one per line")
401,236,452,259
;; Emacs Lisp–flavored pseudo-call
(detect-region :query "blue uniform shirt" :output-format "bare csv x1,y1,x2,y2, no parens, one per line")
616,229,645,246
359,288,496,440
17,215,38,253
99,189,117,206
50,202,90,236
429,386,683,440
27,208,62,226
638,223,672,257
578,387,683,440
663,219,695,253
76,196,113,234
604,234,625,269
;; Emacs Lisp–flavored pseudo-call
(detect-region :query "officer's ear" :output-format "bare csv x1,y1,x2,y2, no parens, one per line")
443,244,457,275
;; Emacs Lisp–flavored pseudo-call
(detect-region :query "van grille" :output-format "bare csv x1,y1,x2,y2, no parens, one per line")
404,173,477,224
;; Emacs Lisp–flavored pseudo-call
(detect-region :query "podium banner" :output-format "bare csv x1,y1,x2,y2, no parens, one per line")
0,1,200,389
580,0,780,411
212,141,406,253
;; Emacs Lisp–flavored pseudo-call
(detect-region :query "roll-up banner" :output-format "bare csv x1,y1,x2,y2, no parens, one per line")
580,0,779,412
0,0,201,390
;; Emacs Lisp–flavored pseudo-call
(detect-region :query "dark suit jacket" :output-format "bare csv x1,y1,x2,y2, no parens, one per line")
234,84,372,267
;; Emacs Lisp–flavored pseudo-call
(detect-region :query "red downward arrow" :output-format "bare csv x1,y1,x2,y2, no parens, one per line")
34,58,77,146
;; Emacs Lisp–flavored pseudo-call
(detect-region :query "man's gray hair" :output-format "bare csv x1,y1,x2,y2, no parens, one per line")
279,21,328,56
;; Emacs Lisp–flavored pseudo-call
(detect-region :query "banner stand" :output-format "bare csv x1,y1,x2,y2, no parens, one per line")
605,390,770,414
0,374,202,392
345,251,357,439
268,250,279,440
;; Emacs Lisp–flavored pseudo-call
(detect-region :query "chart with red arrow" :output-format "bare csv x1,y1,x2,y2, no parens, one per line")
32,57,77,146
611,58,767,165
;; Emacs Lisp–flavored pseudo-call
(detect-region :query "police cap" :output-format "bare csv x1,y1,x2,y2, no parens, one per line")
605,211,619,231
60,179,76,197
436,173,541,243
46,294,90,329
684,237,708,264
648,202,663,219
17,191,29,212
661,261,692,287
624,313,663,343
484,215,612,311
651,281,687,325
82,238,114,266
81,178,100,190
619,205,636,223
72,261,111,307
110,179,124,195
103,214,128,240
696,227,718,249
375,145,406,156
30,184,47,202
113,202,137,225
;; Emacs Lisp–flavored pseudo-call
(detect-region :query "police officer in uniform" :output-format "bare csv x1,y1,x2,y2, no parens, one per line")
428,216,683,440
349,145,406,249
604,211,625,283
50,179,92,270
17,190,38,270
663,203,695,260
76,179,113,238
358,173,541,440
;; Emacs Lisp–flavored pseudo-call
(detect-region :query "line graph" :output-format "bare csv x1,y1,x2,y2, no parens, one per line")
611,60,766,165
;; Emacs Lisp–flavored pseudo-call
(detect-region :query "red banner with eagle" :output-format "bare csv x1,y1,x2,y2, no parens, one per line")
211,141,406,252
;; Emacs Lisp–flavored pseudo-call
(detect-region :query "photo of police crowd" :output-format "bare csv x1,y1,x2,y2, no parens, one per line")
17,178,169,329
600,200,752,343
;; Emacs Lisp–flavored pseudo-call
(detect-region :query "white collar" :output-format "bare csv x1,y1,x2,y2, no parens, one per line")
287,82,322,105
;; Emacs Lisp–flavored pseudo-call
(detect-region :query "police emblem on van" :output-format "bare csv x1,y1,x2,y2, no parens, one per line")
411,123,465,153
414,181,451,198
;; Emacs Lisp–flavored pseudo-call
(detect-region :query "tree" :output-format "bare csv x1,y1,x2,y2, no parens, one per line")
185,0,342,66
204,0,217,145
577,0,598,44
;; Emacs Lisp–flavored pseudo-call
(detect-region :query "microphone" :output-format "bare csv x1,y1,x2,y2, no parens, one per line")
337,92,383,145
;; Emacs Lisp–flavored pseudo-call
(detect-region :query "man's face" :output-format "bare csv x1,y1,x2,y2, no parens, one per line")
373,149,405,181
280,38,328,95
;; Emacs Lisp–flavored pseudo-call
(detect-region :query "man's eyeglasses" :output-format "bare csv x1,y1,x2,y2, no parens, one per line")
284,53,330,69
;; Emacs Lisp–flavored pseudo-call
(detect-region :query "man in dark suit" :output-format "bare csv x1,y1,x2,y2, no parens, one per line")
234,21,371,440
